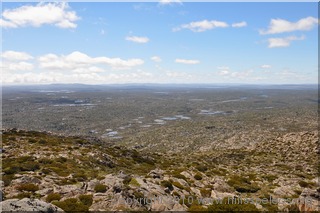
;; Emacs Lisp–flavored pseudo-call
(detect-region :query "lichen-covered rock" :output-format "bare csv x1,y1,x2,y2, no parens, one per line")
148,169,164,179
1,198,64,212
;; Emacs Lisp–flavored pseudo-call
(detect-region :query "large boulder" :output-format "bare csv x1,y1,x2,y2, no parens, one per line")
54,184,83,198
211,191,236,199
1,198,64,212
11,175,41,185
148,169,164,179
212,177,234,193
273,186,295,197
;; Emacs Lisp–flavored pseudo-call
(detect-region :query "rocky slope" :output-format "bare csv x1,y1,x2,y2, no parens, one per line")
1,129,319,212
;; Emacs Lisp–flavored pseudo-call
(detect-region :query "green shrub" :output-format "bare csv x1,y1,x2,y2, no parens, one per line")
38,139,47,144
172,181,184,190
3,166,20,175
47,167,70,177
262,202,279,212
161,180,173,191
227,175,260,193
227,176,249,186
210,168,226,176
41,168,51,175
233,184,260,193
46,193,61,203
13,192,32,199
133,191,146,205
185,187,191,192
188,204,207,211
173,191,180,197
200,188,211,197
52,198,89,213
58,178,77,185
298,180,309,188
262,174,278,182
28,138,37,143
94,184,107,193
57,157,68,163
294,189,302,195
288,204,300,212
196,165,208,172
16,156,34,163
73,173,87,181
97,176,105,181
2,175,14,186
3,159,40,174
173,173,188,181
194,173,203,180
129,178,140,187
39,158,53,164
122,176,132,185
131,151,155,165
16,183,39,192
79,194,93,206
8,136,16,141
20,162,40,172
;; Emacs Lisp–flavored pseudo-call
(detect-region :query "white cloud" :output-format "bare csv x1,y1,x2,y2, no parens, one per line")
3,70,155,85
261,64,271,69
159,0,182,5
38,51,144,70
0,2,80,29
232,21,247,28
3,72,100,85
100,58,145,69
217,66,230,76
175,58,200,64
268,35,305,48
218,70,230,76
1,51,33,61
215,67,256,80
38,54,74,70
125,36,149,43
166,71,192,78
230,70,253,79
260,16,318,35
2,61,34,71
72,66,105,74
174,20,228,32
151,56,162,62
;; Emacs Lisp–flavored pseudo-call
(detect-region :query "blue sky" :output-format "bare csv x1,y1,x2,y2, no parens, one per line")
1,1,318,85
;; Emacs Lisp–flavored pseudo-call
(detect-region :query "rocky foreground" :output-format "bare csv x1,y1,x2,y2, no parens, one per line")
1,129,319,212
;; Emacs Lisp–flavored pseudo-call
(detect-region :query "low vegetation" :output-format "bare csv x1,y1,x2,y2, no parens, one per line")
194,173,203,180
46,193,61,203
94,184,107,193
227,175,261,193
16,183,39,192
52,198,89,212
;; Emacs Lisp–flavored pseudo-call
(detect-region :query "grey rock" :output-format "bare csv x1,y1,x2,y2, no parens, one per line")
148,169,164,179
1,198,64,212
11,175,41,185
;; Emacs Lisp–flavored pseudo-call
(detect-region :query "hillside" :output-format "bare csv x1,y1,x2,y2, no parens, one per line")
1,128,318,212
